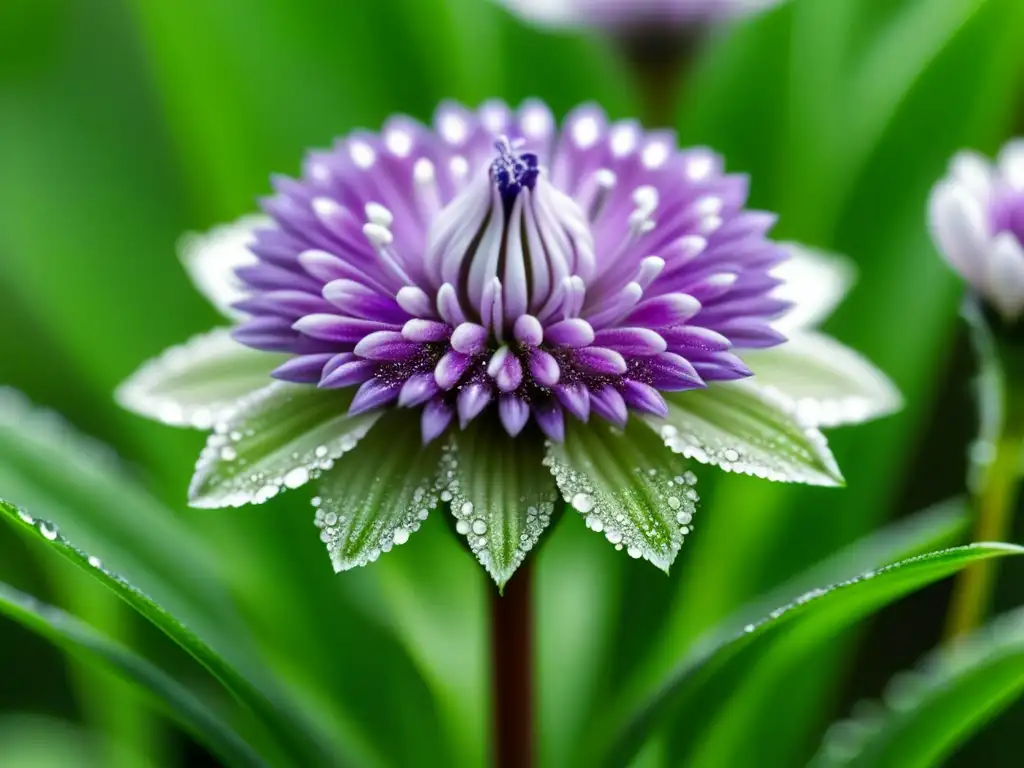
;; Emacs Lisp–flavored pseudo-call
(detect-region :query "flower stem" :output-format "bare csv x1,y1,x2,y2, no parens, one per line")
490,562,534,768
617,31,696,128
945,434,1023,640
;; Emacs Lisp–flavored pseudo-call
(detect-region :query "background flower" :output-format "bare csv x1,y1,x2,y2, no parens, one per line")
929,141,1024,322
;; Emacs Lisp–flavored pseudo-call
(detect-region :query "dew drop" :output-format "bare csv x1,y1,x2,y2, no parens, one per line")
456,519,471,535
283,467,310,489
393,528,410,545
626,545,643,559
38,521,58,541
88,556,103,569
571,493,595,513
460,501,474,516
667,496,681,510
471,519,488,536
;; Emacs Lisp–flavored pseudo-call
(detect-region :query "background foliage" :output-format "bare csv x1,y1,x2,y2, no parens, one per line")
3,0,1024,765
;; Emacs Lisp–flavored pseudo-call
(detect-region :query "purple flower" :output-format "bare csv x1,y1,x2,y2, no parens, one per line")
118,100,897,585
234,103,786,442
495,0,783,32
929,141,1024,322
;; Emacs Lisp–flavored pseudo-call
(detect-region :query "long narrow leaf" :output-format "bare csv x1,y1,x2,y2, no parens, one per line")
591,543,1024,767
0,582,265,768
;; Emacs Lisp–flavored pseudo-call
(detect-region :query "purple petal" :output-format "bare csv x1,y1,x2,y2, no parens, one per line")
621,380,668,418
422,399,455,444
435,351,473,390
488,348,524,393
573,347,627,376
676,273,738,304
693,352,753,381
293,314,400,343
398,372,440,407
592,327,667,356
458,382,493,428
402,319,452,343
323,279,407,322
660,326,732,352
554,383,590,422
236,263,321,293
450,322,488,355
545,318,595,348
710,319,787,349
231,317,299,352
590,386,628,427
647,353,706,391
271,353,335,383
698,297,791,323
319,358,376,389
513,314,544,346
349,378,401,415
499,395,530,437
354,331,421,361
625,293,701,328
396,285,436,319
533,400,565,442
437,282,468,326
528,349,561,388
233,290,332,318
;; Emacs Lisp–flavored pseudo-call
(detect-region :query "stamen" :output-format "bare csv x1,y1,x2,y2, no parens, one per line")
578,168,617,222
491,136,540,204
413,158,442,223
362,210,413,285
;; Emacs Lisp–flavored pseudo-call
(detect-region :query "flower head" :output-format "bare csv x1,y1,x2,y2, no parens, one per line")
495,0,782,33
234,102,787,443
929,140,1024,323
118,100,899,587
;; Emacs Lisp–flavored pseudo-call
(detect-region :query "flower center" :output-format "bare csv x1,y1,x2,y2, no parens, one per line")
423,137,596,341
491,137,540,207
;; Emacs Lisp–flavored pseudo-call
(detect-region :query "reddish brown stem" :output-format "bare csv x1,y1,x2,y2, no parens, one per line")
490,562,534,768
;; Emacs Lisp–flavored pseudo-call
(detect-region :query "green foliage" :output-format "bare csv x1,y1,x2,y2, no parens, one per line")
4,0,1024,766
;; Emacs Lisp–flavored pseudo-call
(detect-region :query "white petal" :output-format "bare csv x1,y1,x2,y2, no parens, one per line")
985,232,1024,322
950,151,994,201
772,243,856,332
116,328,285,429
442,420,559,587
179,215,266,319
742,332,902,428
189,383,381,509
997,139,1024,190
928,181,991,287
314,411,443,572
653,382,844,487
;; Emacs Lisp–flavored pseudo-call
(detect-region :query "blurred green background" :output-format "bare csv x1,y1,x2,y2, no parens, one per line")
3,0,1024,765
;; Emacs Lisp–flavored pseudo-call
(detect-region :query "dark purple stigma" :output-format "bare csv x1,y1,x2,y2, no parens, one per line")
491,136,539,206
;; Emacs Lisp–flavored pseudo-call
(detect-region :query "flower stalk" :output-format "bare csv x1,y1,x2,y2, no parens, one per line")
490,563,535,768
946,301,1024,640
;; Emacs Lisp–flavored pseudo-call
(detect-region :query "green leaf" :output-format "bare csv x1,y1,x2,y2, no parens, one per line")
188,382,381,508
0,388,245,660
444,419,559,588
811,607,1024,768
591,543,1024,767
652,381,845,486
546,419,699,572
313,410,444,572
0,581,266,768
0,499,336,768
742,331,903,428
115,328,284,429
0,715,107,768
